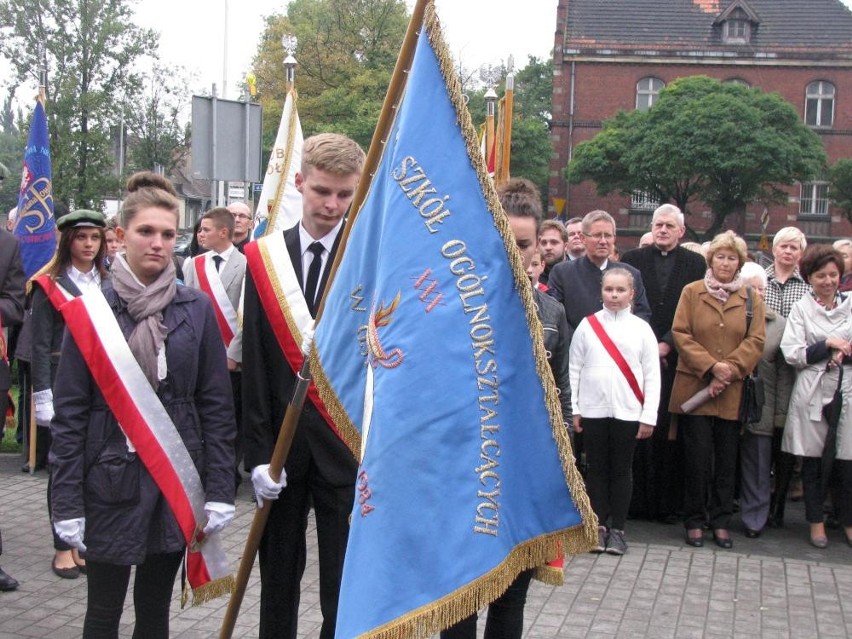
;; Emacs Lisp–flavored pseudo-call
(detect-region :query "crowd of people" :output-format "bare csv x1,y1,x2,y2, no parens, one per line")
0,139,851,638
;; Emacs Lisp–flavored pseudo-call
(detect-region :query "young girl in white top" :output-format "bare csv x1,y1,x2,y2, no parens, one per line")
570,267,660,555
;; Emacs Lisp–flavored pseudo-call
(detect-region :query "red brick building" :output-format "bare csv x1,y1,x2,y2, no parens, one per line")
549,0,852,245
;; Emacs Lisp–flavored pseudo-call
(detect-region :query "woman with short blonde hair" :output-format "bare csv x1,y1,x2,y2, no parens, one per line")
670,231,765,549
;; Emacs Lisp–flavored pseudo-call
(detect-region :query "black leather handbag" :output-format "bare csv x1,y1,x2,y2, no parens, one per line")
738,286,764,425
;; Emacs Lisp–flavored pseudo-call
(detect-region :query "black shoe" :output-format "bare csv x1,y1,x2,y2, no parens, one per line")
744,528,761,539
52,558,80,580
713,529,733,549
685,529,704,547
0,568,19,591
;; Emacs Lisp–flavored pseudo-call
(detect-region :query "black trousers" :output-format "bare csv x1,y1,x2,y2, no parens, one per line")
682,415,740,530
47,464,71,551
229,370,243,472
83,551,182,639
583,418,640,530
801,457,852,525
440,570,534,639
770,428,796,521
258,432,356,639
631,364,683,519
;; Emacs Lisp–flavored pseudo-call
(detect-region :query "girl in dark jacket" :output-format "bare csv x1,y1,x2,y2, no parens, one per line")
30,209,108,579
49,172,236,638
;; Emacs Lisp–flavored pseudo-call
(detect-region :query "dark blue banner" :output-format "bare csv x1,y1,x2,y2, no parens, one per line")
15,98,56,278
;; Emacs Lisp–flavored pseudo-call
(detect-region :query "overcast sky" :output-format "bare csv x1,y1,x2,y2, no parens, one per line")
133,0,558,98
134,0,852,98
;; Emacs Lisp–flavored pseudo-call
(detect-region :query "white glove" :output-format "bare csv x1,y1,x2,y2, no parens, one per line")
54,518,86,552
251,464,286,508
33,389,54,427
202,501,235,535
301,320,316,357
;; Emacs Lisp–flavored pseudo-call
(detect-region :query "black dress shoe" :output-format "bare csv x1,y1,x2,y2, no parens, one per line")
744,528,761,539
685,529,704,547
713,530,733,549
52,559,80,580
0,567,19,591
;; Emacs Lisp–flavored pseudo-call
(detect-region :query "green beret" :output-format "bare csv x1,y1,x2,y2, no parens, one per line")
56,209,106,231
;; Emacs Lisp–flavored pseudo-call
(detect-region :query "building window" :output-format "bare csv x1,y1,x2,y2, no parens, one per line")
724,78,750,87
800,182,830,216
805,81,835,128
636,77,664,111
631,190,659,211
722,9,752,44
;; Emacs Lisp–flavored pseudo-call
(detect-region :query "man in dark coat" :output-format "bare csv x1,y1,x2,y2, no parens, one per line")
547,210,652,330
0,225,26,591
621,204,707,522
242,133,364,639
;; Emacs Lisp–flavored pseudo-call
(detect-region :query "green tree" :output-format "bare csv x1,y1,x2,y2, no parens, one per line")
251,0,409,151
567,76,827,240
464,57,553,205
0,0,158,208
0,90,21,216
831,159,852,222
124,65,191,177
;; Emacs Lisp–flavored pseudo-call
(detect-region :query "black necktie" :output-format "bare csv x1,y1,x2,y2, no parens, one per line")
213,255,223,272
304,242,324,316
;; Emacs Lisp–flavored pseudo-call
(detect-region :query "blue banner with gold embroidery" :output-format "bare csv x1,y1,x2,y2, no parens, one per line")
310,5,596,638
14,98,56,278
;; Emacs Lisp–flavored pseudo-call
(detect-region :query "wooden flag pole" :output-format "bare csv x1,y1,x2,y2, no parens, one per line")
496,65,514,187
218,2,430,637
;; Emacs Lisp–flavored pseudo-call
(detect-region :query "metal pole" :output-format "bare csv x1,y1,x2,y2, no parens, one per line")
211,84,218,207
244,83,250,201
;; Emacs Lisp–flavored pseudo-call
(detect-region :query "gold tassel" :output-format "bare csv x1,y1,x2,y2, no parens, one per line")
533,564,565,587
182,574,235,609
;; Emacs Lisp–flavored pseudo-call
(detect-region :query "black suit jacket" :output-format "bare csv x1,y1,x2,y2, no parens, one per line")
547,255,652,330
0,230,24,392
242,225,356,485
621,245,707,348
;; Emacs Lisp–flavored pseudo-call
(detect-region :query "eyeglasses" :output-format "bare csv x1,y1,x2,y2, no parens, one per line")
584,232,614,241
232,213,251,220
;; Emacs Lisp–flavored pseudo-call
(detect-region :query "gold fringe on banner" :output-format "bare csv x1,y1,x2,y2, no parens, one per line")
534,564,566,587
181,574,235,609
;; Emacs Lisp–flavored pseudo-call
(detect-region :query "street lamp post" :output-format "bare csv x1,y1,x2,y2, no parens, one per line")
283,34,298,91
480,64,501,172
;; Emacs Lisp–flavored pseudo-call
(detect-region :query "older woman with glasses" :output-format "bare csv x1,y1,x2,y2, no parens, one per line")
669,231,765,549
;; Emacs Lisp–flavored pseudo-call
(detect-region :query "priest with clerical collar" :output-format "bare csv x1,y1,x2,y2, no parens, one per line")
620,203,707,524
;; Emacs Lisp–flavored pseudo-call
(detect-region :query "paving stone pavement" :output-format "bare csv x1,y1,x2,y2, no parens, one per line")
1,452,851,638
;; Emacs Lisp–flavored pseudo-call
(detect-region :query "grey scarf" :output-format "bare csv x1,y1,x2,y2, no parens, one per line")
110,254,176,389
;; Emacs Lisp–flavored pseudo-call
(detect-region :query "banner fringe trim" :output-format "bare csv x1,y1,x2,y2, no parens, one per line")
181,574,235,609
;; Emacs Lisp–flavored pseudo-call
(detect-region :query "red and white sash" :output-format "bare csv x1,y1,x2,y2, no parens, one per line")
33,274,76,310
193,254,238,347
57,289,233,606
586,313,645,405
244,233,344,442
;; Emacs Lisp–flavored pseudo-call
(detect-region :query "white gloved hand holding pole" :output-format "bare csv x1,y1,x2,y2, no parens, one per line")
251,464,286,508
34,389,54,427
